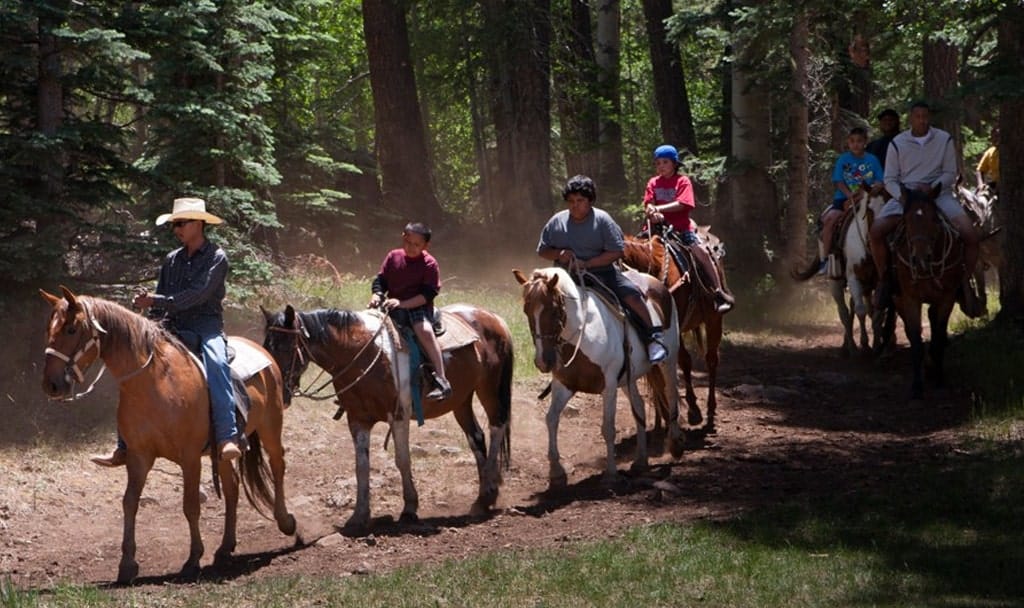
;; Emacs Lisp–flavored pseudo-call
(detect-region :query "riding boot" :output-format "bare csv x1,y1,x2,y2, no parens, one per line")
426,372,452,401
647,329,667,364
90,446,127,467
713,289,734,313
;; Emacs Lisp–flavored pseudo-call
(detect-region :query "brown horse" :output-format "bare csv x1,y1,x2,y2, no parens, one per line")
890,187,965,399
262,304,513,535
622,234,724,431
40,287,296,584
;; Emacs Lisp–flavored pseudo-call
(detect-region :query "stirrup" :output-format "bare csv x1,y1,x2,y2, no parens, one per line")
426,373,452,401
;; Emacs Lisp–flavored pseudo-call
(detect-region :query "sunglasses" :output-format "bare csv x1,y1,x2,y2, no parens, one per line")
171,219,196,228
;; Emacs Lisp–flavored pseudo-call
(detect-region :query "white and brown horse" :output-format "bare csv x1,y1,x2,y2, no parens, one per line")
513,267,683,489
262,304,513,534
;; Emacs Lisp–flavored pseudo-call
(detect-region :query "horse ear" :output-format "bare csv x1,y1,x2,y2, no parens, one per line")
512,269,528,285
284,305,295,327
39,289,61,306
699,224,710,231
545,272,559,289
59,285,79,308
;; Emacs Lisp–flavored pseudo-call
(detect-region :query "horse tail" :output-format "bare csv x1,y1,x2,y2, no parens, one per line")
790,257,822,282
497,335,514,472
239,431,276,519
644,366,670,428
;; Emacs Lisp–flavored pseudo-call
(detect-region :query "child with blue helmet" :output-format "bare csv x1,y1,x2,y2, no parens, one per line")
643,145,734,313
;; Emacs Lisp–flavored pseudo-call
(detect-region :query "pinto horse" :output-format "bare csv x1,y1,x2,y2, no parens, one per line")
890,187,965,399
262,304,513,534
621,235,724,431
793,194,891,356
40,287,296,584
512,267,683,488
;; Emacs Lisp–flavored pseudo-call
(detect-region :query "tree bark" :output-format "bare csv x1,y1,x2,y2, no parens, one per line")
594,0,627,201
554,0,600,178
482,0,553,242
785,10,810,274
641,0,697,155
362,0,444,224
923,36,963,174
996,5,1024,320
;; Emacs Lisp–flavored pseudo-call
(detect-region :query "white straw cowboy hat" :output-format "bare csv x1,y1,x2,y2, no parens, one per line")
155,197,225,226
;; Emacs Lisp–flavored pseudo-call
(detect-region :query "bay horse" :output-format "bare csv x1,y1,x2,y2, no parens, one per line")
40,286,296,584
792,194,891,356
262,303,513,535
621,234,724,431
512,266,683,488
890,186,965,400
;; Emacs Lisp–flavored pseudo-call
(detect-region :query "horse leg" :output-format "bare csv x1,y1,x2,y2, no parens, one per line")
453,394,493,515
343,421,373,535
178,455,204,580
545,382,574,489
847,276,870,353
214,457,239,564
259,425,297,537
658,353,685,458
117,452,154,584
678,339,701,426
832,279,855,357
600,383,621,485
928,302,954,388
703,316,723,434
390,416,419,524
625,381,648,474
902,303,925,400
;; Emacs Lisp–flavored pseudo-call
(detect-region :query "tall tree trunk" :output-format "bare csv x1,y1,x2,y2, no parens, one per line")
719,37,778,282
594,0,627,201
785,10,810,274
362,0,444,224
641,0,697,155
996,4,1024,320
923,35,963,174
832,29,871,151
482,0,552,243
37,7,65,198
554,0,600,178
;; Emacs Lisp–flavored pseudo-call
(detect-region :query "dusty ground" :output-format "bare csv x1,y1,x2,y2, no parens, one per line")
1,317,971,592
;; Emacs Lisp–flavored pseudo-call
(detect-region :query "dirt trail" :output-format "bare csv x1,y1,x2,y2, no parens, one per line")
1,323,969,589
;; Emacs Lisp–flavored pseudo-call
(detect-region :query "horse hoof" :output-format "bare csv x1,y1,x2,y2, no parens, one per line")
213,548,233,566
398,511,420,524
336,518,370,537
116,561,139,585
469,501,491,518
687,410,703,426
548,474,568,492
178,562,201,582
279,513,297,536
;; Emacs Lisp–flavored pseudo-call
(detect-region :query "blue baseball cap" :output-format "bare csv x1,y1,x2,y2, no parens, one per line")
654,145,679,163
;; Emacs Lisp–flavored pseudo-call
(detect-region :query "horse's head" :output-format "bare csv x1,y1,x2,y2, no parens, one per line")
901,185,943,276
39,286,106,399
513,268,570,373
262,304,310,404
697,225,726,260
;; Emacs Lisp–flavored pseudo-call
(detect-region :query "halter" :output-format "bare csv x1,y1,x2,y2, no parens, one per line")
268,310,387,402
44,299,156,401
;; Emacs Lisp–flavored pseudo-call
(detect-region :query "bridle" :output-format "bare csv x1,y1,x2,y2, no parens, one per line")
525,273,587,367
44,299,155,401
267,310,387,402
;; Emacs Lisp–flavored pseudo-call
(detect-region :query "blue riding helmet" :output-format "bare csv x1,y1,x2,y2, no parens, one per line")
654,145,679,163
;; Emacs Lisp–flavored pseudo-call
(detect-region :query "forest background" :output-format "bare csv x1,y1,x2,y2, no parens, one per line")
1,0,1022,339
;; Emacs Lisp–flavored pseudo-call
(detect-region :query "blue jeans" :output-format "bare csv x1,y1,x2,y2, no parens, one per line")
117,320,237,449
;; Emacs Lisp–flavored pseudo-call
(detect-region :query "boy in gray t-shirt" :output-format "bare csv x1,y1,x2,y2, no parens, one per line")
537,175,667,363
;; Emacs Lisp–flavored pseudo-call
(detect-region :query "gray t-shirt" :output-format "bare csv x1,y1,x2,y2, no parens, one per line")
537,208,625,269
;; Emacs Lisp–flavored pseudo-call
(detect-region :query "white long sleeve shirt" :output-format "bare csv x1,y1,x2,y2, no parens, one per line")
883,127,957,200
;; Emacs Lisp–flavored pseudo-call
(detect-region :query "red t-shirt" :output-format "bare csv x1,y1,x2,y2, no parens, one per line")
377,249,441,302
643,174,695,231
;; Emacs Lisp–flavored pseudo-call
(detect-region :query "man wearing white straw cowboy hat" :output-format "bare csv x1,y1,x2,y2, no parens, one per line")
92,197,242,466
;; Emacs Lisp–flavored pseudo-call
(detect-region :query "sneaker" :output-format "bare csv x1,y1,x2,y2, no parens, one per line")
90,447,126,467
219,440,242,462
647,334,667,364
816,259,828,276
713,290,734,314
425,374,452,401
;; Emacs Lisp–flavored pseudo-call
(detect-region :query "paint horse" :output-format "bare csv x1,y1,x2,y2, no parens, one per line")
40,287,296,584
793,194,889,356
513,266,683,488
890,186,966,399
262,304,513,534
622,233,726,431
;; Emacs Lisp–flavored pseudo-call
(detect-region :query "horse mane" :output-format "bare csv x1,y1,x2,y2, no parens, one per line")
80,295,180,358
299,308,364,343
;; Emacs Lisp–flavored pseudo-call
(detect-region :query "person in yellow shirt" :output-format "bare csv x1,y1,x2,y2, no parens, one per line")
975,126,999,193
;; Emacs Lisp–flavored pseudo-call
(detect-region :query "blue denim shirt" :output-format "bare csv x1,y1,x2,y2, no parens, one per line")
150,239,228,335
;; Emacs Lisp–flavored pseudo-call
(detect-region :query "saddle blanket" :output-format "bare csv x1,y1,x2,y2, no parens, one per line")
390,309,479,352
184,336,272,382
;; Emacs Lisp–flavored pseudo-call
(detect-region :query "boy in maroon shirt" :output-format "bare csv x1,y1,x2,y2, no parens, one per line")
369,223,451,400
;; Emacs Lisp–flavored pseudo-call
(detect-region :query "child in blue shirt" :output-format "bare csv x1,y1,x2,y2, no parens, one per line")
819,127,885,269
